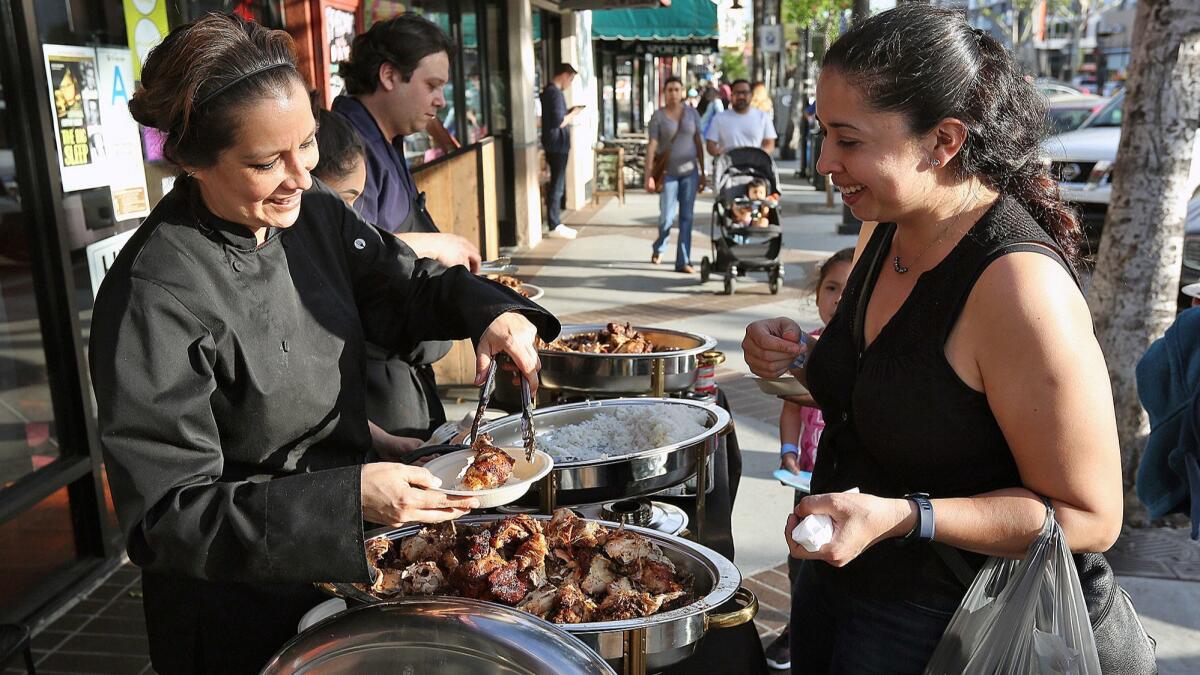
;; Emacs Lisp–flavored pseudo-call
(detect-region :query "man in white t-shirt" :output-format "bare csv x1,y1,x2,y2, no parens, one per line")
705,79,777,157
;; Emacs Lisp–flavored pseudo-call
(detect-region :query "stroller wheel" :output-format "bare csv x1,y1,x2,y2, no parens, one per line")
700,257,711,283
724,271,736,295
768,268,781,295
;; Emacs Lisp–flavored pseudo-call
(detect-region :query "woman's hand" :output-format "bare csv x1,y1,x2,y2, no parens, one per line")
783,493,915,567
645,176,656,192
698,174,707,192
361,463,479,526
477,311,541,392
743,317,806,378
397,232,482,272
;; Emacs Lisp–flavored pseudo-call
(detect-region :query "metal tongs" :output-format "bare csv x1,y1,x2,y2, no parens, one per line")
478,257,518,276
467,361,498,445
520,377,537,462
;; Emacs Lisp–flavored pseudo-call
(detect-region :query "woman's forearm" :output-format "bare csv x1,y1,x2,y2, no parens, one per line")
887,487,1118,558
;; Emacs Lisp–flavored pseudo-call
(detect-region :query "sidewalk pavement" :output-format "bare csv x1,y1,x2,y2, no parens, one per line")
10,171,1199,674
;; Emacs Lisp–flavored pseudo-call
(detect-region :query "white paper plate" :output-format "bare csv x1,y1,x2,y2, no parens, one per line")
520,283,545,302
749,374,809,398
423,447,554,508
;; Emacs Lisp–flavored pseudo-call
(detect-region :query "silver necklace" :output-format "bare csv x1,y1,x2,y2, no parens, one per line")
892,215,963,274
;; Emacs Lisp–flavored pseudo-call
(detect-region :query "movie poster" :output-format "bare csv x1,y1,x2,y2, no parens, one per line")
44,44,107,192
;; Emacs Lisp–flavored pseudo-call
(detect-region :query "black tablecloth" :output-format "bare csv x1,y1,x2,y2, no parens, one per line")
657,389,767,675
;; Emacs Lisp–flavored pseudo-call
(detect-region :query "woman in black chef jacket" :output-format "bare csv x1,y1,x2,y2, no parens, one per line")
87,14,559,674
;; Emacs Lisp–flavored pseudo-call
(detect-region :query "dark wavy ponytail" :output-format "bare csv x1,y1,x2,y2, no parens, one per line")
823,5,1083,266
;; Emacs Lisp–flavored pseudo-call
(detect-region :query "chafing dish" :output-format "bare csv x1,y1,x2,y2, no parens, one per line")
478,398,730,510
263,596,614,674
496,324,718,399
320,514,757,674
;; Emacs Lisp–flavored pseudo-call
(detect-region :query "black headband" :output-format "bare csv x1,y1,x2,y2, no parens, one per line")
195,62,291,108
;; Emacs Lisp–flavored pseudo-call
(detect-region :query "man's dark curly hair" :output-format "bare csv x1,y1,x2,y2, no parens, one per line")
340,13,454,96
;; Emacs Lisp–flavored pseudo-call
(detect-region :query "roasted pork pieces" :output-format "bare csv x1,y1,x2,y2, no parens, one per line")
542,322,667,354
460,433,516,490
361,510,693,624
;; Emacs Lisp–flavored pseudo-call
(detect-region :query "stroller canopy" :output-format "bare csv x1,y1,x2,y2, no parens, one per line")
715,147,779,195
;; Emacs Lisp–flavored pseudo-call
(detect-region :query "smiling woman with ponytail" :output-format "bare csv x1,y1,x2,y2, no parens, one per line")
740,5,1153,673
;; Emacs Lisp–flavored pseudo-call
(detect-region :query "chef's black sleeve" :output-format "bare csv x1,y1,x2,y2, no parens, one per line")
326,191,561,351
89,274,372,585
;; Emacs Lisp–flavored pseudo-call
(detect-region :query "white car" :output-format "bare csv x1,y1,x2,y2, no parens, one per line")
1042,92,1200,246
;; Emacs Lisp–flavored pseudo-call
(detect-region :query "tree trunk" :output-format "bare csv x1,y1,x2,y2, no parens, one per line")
1087,0,1200,519
852,0,870,26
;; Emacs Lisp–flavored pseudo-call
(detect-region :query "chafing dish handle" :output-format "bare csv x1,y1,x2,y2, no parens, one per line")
706,587,759,629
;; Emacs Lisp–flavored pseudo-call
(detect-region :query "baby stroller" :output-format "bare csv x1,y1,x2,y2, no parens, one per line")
701,147,784,295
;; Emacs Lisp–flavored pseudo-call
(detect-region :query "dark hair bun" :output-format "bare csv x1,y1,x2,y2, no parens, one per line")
128,12,303,168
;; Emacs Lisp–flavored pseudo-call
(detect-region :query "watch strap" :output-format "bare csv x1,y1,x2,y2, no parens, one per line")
904,493,935,542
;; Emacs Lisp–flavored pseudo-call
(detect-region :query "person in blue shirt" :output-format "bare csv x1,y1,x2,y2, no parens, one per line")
331,14,481,443
540,63,585,239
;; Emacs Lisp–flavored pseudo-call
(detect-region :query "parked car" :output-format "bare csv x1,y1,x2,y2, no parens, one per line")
1180,194,1200,309
1047,95,1108,135
1043,91,1200,305
1034,77,1083,99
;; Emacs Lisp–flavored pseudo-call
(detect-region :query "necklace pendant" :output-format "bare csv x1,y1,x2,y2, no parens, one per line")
893,256,909,274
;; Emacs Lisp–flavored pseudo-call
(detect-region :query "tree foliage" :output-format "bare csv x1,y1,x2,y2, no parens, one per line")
718,47,749,82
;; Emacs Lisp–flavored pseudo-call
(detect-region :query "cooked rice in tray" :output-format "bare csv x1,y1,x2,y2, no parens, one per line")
540,403,710,462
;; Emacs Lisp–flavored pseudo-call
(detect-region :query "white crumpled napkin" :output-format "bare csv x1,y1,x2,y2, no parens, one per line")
791,487,860,553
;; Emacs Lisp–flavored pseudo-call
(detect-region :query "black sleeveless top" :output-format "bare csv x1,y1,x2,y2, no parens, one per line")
804,196,1074,603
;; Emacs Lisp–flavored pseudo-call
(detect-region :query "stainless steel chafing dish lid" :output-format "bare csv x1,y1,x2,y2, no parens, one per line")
261,597,615,675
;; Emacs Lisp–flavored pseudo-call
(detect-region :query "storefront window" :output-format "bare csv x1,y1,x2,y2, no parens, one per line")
461,7,485,144
485,3,508,135
0,77,63,488
0,487,78,611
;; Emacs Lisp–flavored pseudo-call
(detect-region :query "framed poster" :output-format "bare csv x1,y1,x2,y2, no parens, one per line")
44,45,107,192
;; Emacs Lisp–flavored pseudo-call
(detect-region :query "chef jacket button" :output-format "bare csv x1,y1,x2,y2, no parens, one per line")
353,238,366,250
841,412,848,422
231,259,243,273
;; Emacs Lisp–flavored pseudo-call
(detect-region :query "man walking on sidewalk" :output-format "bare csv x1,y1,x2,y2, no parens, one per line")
705,79,777,184
541,63,585,239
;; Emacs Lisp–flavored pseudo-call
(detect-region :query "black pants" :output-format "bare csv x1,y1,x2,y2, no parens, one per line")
546,151,569,230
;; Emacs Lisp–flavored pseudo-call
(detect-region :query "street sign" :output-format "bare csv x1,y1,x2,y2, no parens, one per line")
759,25,783,53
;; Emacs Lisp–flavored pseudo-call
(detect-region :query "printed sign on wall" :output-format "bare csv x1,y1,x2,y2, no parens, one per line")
97,47,150,220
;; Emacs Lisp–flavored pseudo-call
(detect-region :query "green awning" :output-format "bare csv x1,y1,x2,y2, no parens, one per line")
591,0,719,43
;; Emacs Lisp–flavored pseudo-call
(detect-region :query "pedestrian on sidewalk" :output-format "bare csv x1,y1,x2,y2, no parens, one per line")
764,247,853,671
540,63,585,240
92,13,559,674
646,76,706,273
697,87,723,188
705,80,776,185
743,5,1151,673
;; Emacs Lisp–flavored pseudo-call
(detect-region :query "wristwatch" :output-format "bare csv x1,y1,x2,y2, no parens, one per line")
903,492,935,542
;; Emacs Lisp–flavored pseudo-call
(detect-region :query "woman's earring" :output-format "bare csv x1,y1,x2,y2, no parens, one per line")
930,158,941,168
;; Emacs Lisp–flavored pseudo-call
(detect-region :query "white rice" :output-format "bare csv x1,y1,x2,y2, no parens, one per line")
540,404,710,462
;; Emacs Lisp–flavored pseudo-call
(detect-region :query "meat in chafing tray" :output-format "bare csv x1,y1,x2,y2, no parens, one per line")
361,510,693,623
541,322,676,355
